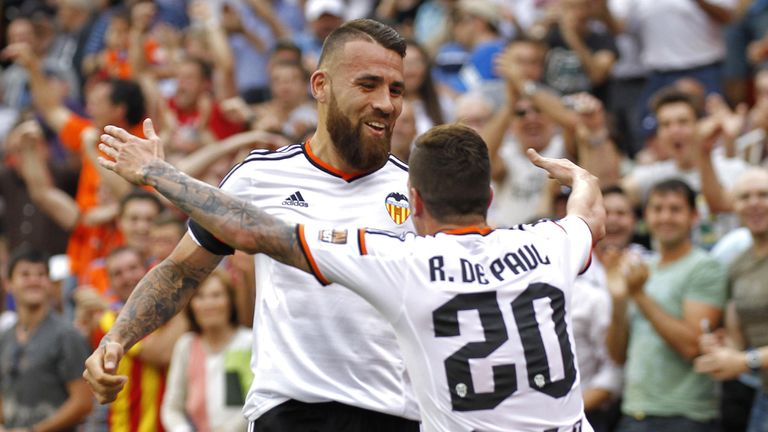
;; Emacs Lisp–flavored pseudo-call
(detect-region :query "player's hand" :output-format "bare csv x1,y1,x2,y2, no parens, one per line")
98,118,166,185
83,338,128,404
525,148,589,187
693,347,748,381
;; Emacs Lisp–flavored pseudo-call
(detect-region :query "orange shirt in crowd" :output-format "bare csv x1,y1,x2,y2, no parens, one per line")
59,113,144,279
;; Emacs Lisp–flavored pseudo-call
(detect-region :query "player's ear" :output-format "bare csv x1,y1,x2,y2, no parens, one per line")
410,186,424,217
310,70,329,103
487,187,493,209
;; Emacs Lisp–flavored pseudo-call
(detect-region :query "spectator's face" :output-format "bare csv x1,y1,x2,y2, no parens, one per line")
312,14,343,41
190,275,232,331
404,44,428,96
511,99,555,151
175,62,207,109
7,19,35,45
149,223,184,262
322,40,404,171
106,250,147,302
645,191,696,250
602,192,635,250
270,64,307,108
656,102,697,164
733,170,768,239
452,12,475,48
86,82,123,128
391,100,416,161
455,96,493,132
118,199,160,256
105,17,129,50
8,261,50,308
506,42,545,82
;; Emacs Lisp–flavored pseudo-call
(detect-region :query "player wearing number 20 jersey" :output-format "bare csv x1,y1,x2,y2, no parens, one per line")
299,217,595,432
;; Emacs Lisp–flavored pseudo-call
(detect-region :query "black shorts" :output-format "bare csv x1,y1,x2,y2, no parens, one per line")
249,400,420,432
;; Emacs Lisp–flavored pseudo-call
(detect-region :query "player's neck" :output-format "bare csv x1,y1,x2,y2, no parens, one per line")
426,215,489,236
307,130,360,174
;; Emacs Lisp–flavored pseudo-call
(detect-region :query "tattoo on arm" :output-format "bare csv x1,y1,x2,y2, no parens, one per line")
108,256,216,349
142,160,311,272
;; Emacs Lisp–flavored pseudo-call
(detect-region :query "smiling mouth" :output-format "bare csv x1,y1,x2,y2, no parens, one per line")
365,121,387,134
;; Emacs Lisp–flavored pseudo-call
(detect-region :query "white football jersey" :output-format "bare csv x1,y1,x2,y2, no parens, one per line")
300,217,595,432
188,143,420,421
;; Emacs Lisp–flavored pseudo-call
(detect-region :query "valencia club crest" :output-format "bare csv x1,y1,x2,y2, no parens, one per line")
385,192,410,225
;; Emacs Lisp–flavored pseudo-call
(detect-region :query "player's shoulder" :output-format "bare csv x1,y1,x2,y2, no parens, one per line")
219,144,305,185
387,154,409,172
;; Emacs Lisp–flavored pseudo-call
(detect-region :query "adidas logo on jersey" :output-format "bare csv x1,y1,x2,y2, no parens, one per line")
282,191,309,207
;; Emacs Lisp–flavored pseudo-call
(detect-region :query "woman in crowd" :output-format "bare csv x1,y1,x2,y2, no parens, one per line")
403,39,453,135
161,268,253,432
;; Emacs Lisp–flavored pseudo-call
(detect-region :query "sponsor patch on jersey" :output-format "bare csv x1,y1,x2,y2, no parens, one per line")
318,229,348,244
385,192,410,225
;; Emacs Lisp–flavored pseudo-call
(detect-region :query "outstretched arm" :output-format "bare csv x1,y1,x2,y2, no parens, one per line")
98,119,311,272
83,234,221,403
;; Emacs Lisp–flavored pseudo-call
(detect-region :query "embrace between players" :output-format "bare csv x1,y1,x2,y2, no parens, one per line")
82,19,605,432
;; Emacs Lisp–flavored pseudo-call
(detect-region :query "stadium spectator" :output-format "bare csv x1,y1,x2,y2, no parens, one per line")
606,179,727,432
542,0,618,99
161,268,252,432
0,247,92,431
694,168,768,432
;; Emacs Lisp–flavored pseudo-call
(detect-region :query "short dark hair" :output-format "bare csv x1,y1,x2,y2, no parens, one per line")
185,268,239,333
317,19,406,68
105,245,142,263
181,57,214,82
119,188,163,217
7,248,48,279
602,185,628,199
646,178,697,211
272,38,302,59
409,124,491,220
650,87,701,118
108,79,146,126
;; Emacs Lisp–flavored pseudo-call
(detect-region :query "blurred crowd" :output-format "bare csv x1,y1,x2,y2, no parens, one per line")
1,0,768,431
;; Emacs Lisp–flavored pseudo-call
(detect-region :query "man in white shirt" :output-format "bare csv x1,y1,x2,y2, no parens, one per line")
83,19,421,432
92,122,605,432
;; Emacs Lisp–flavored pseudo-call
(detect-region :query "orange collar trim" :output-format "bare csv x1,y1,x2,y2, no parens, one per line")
440,226,493,236
304,139,364,182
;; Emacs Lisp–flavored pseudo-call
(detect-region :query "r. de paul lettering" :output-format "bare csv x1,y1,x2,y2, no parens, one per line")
428,244,551,283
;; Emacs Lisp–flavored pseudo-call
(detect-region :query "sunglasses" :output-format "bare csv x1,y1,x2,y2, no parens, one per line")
513,106,541,118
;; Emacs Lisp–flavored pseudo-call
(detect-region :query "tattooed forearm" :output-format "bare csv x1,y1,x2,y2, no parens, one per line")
142,160,311,273
107,256,215,349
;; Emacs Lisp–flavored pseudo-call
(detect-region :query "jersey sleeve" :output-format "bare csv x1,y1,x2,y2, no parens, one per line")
298,224,410,321
186,158,258,256
526,217,593,277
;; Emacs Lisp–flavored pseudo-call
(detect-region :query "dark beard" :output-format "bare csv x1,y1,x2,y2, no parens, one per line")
326,92,391,172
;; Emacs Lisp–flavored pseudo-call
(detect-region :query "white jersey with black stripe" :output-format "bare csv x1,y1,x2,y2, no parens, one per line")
300,217,595,432
188,143,420,421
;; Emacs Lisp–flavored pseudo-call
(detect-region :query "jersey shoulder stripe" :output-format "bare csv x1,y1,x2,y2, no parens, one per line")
219,147,303,186
388,154,408,172
247,143,302,157
365,228,407,241
357,229,367,256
